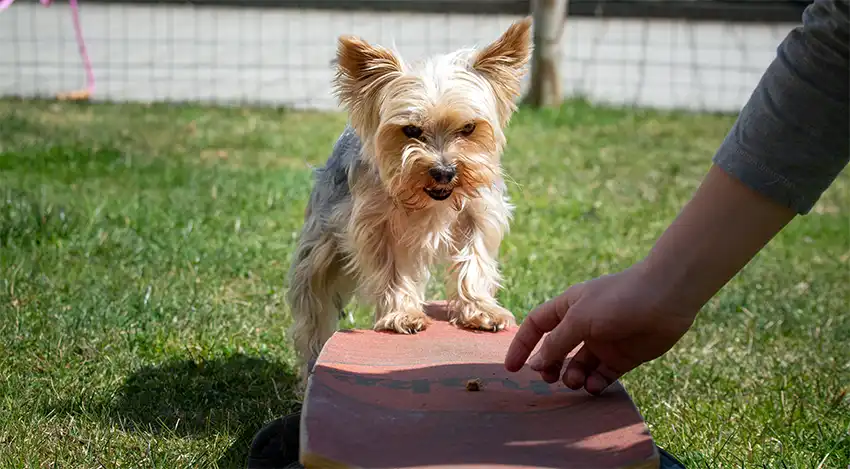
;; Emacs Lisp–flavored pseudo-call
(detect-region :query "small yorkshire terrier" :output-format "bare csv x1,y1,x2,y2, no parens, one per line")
287,18,533,378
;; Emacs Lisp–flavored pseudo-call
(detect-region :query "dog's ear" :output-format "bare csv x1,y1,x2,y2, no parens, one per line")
471,17,533,111
333,35,404,130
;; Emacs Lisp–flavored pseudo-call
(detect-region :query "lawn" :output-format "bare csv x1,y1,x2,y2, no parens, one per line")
0,97,848,468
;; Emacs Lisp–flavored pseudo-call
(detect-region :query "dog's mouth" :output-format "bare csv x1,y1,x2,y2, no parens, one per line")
424,187,453,201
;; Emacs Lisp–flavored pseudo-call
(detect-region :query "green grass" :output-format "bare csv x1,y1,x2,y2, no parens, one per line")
0,97,848,468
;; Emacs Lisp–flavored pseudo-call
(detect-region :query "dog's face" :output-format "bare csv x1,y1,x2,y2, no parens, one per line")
332,18,532,210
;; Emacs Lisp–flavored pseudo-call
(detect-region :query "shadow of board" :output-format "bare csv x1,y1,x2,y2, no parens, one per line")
108,354,299,468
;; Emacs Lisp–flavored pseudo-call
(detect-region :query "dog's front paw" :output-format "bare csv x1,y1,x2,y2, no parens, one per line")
374,309,432,334
452,302,516,332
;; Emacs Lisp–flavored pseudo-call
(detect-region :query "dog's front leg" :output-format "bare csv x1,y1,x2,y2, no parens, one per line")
351,220,431,334
371,245,431,334
372,276,431,334
447,207,516,332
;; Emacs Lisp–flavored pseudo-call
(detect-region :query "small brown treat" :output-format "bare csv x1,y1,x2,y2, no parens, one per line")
465,378,482,392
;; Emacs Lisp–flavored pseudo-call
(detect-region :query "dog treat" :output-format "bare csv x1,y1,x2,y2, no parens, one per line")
465,378,482,392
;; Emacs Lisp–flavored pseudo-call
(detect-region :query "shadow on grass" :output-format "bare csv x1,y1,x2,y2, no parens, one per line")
110,354,296,433
64,354,298,468
112,354,299,467
41,354,299,468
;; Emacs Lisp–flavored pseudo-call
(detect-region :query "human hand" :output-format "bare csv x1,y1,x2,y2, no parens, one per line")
503,262,697,395
504,165,797,394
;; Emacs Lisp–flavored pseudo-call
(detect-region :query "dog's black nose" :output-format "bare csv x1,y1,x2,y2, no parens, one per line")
428,165,456,184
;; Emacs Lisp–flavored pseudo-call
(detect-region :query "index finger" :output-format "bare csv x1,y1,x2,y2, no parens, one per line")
504,292,570,372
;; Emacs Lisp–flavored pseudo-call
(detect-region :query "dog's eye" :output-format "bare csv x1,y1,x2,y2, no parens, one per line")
402,125,423,139
460,122,476,136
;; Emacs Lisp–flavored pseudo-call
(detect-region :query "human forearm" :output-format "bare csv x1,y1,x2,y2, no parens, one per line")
639,164,796,315
640,0,848,316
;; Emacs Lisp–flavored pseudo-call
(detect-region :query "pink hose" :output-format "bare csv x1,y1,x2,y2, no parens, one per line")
0,0,94,96
68,0,95,94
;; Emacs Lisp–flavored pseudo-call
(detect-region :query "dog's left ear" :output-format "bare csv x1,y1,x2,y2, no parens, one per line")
472,17,533,105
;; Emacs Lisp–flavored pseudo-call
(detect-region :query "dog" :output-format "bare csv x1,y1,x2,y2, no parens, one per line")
287,18,533,380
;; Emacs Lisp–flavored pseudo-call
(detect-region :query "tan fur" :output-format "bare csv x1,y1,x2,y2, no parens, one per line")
287,18,533,385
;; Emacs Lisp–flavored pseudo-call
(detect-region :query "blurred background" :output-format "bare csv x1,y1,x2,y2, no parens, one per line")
0,0,814,111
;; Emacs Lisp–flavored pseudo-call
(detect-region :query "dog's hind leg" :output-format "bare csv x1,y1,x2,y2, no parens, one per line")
286,233,352,385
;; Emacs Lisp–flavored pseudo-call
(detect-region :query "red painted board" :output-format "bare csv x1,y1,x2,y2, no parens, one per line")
301,302,660,469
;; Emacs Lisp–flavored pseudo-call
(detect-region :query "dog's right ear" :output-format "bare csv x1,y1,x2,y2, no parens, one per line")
333,36,404,127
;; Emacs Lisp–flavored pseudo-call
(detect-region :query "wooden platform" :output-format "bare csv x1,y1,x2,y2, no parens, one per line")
300,302,660,469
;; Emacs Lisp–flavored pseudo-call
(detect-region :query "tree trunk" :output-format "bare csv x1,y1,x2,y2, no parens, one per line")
523,0,568,108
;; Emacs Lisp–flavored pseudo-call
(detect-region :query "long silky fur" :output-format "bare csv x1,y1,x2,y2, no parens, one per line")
287,18,533,386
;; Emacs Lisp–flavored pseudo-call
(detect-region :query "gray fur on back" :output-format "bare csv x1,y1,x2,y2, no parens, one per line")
303,125,361,232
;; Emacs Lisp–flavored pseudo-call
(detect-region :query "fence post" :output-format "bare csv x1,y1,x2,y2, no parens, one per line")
523,0,568,108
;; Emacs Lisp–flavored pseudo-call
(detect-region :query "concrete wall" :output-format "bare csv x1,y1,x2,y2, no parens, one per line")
0,2,799,112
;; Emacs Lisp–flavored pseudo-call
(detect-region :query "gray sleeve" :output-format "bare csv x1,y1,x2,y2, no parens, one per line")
712,0,849,215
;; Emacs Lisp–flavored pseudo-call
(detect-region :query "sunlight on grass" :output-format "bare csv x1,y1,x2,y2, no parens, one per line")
1,98,848,468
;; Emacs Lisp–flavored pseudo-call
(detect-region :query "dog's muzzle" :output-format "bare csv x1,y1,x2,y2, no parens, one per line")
425,164,456,200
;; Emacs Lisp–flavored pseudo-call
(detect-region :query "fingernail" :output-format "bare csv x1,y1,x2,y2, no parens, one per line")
529,354,543,370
